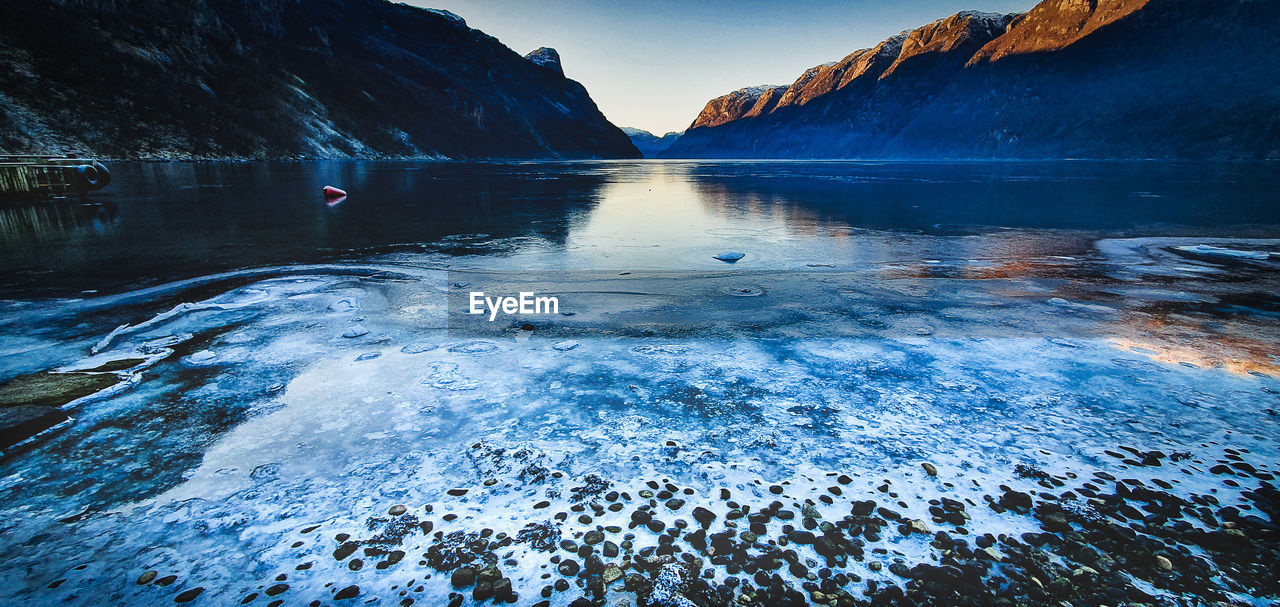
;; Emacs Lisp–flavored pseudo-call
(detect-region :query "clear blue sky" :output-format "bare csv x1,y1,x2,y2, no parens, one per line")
407,1,1036,135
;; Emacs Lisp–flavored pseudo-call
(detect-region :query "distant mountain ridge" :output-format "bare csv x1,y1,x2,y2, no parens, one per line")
621,127,683,158
0,0,638,160
666,0,1280,159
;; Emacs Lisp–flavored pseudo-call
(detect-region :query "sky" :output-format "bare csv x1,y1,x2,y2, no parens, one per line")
407,0,1037,135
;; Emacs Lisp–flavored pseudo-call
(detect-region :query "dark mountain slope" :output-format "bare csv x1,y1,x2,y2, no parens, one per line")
665,0,1280,160
0,0,639,160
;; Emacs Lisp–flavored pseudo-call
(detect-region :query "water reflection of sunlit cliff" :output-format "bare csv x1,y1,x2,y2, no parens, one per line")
684,161,1280,233
1113,293,1280,378
688,166,1089,269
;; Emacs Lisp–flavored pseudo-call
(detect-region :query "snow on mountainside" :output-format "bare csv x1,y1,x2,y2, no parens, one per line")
689,86,789,129
621,127,684,158
0,0,638,159
666,0,1280,159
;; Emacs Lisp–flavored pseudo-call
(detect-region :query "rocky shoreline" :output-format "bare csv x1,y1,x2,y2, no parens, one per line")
121,447,1278,606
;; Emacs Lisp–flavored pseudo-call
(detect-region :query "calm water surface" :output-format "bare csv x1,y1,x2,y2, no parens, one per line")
2,160,1278,298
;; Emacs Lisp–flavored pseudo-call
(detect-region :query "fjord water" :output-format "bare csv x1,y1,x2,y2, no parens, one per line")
1,161,1278,605
3,160,1280,297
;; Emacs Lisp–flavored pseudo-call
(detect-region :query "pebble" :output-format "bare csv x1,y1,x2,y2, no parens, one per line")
557,560,580,576
251,456,1280,607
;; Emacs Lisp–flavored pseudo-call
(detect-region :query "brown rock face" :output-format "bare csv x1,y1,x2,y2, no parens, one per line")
689,10,1014,129
690,85,788,129
884,11,1017,77
968,0,1150,64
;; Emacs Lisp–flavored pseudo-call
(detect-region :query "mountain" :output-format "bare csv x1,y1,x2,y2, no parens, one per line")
689,86,789,129
665,0,1280,160
0,0,639,160
621,127,684,158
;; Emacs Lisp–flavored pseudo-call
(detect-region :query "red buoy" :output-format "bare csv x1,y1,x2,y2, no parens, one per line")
322,185,347,199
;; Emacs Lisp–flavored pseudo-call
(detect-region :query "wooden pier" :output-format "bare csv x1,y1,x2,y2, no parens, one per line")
0,155,111,200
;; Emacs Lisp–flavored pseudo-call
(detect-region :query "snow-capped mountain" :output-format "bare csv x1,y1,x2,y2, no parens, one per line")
621,128,684,158
666,0,1280,159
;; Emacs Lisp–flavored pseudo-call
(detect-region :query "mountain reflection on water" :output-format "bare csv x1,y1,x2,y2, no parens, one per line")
2,160,1279,298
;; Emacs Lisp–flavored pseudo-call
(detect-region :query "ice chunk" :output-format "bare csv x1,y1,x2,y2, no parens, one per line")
400,342,437,354
1174,244,1272,260
713,251,746,262
185,350,216,364
327,298,359,314
447,341,499,354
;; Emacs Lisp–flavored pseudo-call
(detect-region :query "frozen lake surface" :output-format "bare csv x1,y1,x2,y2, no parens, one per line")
0,161,1277,606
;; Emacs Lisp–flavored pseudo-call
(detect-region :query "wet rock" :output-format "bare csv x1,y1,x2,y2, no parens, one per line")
173,587,204,603
788,530,816,544
569,475,610,502
137,570,157,585
692,506,716,527
516,521,561,552
713,251,746,262
491,577,513,601
0,370,121,409
333,541,360,560
425,531,486,570
905,519,930,535
388,504,407,516
451,566,477,588
0,370,119,449
558,559,580,576
335,585,360,600
999,489,1033,513
602,564,623,585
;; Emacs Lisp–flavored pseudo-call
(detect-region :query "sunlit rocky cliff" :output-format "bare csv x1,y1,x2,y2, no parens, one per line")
665,0,1280,159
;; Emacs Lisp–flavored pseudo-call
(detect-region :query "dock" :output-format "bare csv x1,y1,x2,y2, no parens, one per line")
0,155,111,200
